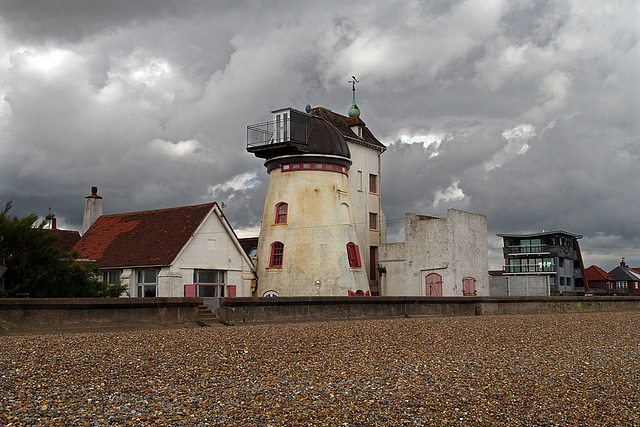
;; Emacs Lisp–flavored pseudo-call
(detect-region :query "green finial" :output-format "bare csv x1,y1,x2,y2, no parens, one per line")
348,76,360,117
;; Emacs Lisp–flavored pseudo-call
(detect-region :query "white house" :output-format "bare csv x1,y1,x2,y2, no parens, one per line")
73,188,255,298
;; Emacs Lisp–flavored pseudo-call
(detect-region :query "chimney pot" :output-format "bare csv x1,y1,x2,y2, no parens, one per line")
91,186,98,196
52,217,57,230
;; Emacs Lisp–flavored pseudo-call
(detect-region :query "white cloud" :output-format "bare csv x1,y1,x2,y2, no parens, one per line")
148,138,202,158
207,172,259,199
484,123,536,171
433,180,466,208
523,70,572,124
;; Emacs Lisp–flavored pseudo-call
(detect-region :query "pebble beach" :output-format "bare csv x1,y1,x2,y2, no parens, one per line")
1,311,639,426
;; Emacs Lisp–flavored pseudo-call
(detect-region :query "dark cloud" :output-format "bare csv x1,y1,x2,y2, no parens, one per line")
1,0,638,272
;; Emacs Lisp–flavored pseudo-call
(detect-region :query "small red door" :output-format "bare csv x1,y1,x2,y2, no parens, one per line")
425,273,443,296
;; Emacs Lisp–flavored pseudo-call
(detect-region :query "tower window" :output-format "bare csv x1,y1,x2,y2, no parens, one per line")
347,242,362,268
269,242,284,268
369,174,377,193
369,213,378,230
275,202,288,224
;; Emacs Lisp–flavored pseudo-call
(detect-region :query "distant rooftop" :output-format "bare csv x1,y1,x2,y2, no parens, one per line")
497,230,583,239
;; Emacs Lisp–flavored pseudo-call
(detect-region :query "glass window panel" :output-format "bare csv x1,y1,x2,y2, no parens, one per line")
138,269,157,283
195,270,225,284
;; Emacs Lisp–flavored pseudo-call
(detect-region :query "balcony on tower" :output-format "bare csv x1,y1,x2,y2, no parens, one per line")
247,108,350,160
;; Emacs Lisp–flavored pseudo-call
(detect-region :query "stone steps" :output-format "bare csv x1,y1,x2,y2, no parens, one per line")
195,304,218,327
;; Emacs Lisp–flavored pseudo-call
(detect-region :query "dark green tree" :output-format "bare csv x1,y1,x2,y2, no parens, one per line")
0,201,117,298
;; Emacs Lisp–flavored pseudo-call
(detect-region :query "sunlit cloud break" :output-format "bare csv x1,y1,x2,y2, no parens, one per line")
207,172,259,199
484,124,536,172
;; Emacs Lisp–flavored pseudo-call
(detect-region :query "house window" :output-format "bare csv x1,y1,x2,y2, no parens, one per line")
270,242,284,268
102,270,122,285
347,242,362,268
369,246,378,280
369,213,378,230
462,277,476,296
193,269,226,297
137,268,158,297
369,174,377,193
275,203,288,224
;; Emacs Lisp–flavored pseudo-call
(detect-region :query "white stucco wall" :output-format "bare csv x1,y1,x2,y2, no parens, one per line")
380,209,489,297
256,161,369,296
170,209,254,297
346,139,385,291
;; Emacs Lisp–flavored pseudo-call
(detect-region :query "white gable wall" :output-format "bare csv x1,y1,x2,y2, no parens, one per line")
169,209,253,297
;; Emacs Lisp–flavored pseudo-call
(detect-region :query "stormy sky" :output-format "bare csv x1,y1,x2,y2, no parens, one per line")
1,1,638,271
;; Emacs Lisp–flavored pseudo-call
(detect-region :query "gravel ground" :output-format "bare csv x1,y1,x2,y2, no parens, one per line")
1,311,639,426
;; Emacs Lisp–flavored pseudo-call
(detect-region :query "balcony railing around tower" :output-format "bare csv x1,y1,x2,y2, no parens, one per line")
247,113,314,150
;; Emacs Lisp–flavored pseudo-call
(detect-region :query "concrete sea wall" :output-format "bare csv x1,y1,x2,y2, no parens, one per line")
217,296,640,323
0,298,202,334
1,296,638,334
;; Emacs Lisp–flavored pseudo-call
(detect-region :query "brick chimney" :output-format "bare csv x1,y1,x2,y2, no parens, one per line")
82,186,103,235
620,257,626,267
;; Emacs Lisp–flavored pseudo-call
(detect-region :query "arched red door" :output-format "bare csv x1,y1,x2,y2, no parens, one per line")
425,273,443,296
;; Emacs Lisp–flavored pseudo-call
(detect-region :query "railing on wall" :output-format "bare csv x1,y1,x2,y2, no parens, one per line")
504,264,556,274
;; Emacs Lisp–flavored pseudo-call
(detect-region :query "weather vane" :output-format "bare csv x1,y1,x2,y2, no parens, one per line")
348,75,359,91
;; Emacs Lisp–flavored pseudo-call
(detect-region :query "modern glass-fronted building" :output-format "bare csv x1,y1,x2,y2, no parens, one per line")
497,230,586,295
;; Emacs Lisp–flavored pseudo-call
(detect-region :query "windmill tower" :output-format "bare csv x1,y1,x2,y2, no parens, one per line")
247,107,370,296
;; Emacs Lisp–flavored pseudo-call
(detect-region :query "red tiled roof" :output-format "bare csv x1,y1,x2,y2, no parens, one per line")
585,265,613,281
310,107,386,151
51,229,81,252
73,203,216,268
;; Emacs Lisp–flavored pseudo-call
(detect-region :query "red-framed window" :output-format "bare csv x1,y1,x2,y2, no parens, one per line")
275,202,288,224
281,162,348,175
369,212,378,230
269,242,284,267
369,174,377,193
347,242,362,268
369,246,378,280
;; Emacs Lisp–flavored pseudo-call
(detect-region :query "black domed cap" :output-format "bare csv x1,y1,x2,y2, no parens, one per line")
304,115,350,158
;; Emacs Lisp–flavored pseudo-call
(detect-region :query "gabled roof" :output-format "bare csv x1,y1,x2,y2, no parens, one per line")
584,265,613,282
610,265,640,282
73,203,216,268
310,107,386,151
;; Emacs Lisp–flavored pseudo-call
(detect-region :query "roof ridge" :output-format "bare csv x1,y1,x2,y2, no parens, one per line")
99,202,216,218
